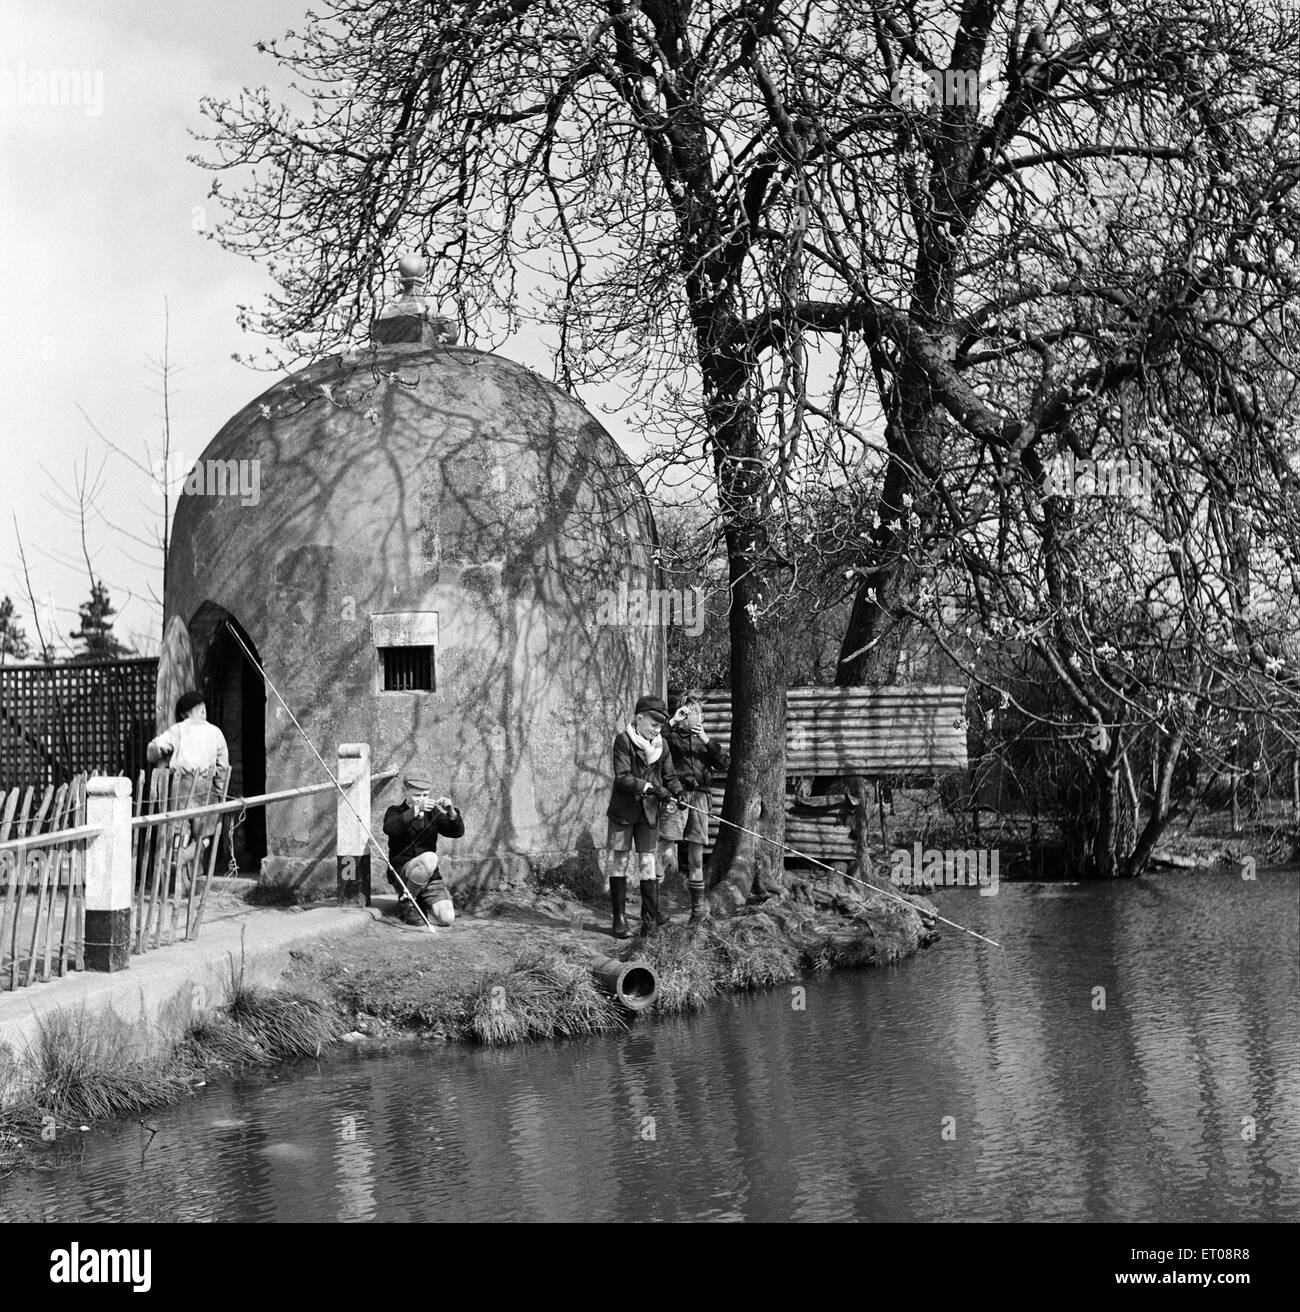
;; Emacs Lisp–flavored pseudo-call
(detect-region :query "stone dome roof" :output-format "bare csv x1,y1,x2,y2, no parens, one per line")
171,343,653,595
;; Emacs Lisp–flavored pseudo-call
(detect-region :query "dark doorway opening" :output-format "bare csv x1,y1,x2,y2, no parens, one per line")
191,605,267,871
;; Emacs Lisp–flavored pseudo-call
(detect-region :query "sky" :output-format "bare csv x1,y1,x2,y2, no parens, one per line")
0,0,635,658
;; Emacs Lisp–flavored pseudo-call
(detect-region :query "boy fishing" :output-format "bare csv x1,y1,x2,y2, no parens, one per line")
606,694,685,938
659,691,729,923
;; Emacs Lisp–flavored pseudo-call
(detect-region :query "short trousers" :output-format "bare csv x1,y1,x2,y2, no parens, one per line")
414,877,451,908
392,853,452,905
606,817,658,854
657,788,709,844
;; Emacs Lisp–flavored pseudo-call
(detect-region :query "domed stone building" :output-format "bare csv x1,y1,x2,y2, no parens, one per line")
157,259,664,896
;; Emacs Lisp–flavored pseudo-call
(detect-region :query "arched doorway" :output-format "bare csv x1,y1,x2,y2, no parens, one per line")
189,603,267,871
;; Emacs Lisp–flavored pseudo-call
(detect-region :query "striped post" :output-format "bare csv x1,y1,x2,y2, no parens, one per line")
84,776,133,971
337,744,371,906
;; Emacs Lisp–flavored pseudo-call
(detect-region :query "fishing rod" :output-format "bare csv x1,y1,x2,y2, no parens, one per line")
221,621,439,934
222,621,993,948
672,797,1004,951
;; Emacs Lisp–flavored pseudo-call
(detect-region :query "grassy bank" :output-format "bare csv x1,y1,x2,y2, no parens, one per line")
0,976,346,1177
310,889,933,1041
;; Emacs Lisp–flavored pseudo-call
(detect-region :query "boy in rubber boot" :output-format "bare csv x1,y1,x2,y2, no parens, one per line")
382,774,464,926
605,694,685,938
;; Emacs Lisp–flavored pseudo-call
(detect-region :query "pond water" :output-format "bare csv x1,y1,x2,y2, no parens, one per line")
1,870,1296,1222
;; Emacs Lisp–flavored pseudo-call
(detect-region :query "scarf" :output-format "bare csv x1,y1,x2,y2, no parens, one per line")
626,722,663,765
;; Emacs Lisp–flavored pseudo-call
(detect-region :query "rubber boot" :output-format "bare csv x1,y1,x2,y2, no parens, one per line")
653,871,671,927
639,880,659,938
688,883,710,924
610,876,632,939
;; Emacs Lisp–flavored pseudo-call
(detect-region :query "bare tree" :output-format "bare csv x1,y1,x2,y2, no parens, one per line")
12,515,60,662
194,0,1299,899
75,299,182,618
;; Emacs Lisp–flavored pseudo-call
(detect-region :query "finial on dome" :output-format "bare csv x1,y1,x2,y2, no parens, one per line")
397,253,427,291
371,252,459,347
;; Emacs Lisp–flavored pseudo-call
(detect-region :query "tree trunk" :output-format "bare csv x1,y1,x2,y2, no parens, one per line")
1090,761,1124,879
688,308,789,913
847,779,892,892
1124,730,1185,877
835,435,926,687
708,565,787,912
1230,738,1242,835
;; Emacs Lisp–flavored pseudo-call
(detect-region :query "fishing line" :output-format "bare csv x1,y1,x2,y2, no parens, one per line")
221,621,438,934
675,798,1004,950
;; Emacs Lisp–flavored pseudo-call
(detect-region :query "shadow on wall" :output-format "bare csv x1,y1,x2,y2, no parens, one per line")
163,349,663,898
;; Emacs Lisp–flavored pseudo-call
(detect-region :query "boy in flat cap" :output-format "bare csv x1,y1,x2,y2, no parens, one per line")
606,694,685,938
382,774,464,926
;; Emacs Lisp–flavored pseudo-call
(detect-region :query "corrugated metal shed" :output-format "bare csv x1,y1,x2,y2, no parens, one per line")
699,685,968,776
690,686,968,868
698,786,858,861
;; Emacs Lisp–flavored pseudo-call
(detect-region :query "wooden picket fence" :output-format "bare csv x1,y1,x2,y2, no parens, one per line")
0,774,89,990
0,767,239,990
130,766,234,954
0,748,395,994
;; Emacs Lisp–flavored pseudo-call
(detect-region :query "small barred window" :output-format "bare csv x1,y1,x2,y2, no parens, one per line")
380,645,434,692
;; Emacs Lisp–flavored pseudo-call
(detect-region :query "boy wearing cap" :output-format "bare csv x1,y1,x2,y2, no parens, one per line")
606,694,685,938
382,776,464,926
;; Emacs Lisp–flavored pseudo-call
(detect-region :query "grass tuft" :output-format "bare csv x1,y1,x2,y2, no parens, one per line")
24,1012,197,1124
711,913,803,990
186,1013,267,1069
464,949,627,1046
225,984,346,1059
624,927,721,1015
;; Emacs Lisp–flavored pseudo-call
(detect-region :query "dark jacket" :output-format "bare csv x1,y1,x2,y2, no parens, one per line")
606,729,683,826
664,724,729,792
383,802,465,871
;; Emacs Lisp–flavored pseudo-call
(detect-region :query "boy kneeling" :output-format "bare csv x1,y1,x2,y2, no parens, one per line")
382,774,464,926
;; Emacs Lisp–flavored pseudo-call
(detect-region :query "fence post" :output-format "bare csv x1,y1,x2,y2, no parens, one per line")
337,744,371,906
84,776,133,971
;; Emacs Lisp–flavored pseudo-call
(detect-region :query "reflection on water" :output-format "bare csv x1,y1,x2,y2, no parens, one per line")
1,871,1296,1222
